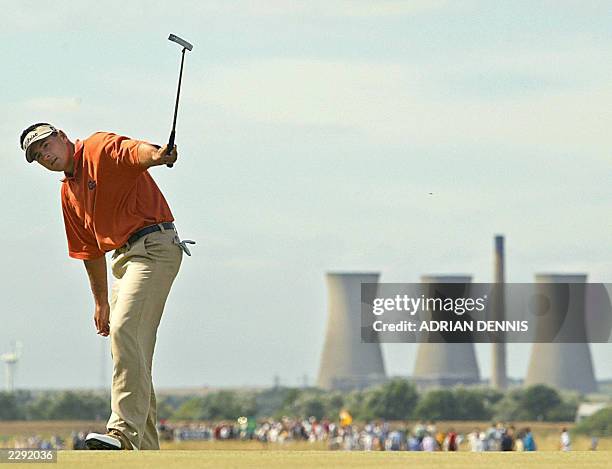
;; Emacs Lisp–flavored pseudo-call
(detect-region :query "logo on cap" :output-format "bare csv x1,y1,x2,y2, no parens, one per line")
22,124,58,162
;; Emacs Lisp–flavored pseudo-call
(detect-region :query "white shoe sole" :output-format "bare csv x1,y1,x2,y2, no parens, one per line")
85,433,122,450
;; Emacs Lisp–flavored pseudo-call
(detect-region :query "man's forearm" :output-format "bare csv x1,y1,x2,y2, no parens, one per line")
83,256,108,306
137,143,178,168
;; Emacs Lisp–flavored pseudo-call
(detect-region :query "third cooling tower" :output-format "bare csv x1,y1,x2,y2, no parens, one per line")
524,274,597,394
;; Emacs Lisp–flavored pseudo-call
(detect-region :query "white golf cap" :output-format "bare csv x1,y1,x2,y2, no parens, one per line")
21,124,58,163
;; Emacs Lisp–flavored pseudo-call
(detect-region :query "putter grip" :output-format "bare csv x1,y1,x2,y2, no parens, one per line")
166,130,175,168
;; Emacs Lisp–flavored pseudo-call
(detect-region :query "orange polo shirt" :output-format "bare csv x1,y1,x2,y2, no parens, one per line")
61,132,174,260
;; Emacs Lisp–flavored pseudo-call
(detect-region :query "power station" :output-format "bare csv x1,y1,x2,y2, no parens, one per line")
316,236,605,394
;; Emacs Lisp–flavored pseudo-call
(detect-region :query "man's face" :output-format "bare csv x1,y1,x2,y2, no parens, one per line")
29,132,70,172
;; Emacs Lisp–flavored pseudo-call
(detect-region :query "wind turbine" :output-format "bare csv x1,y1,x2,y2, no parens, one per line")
1,341,23,392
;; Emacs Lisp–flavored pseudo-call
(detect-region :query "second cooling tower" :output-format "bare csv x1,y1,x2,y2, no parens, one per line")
412,275,481,387
317,273,386,390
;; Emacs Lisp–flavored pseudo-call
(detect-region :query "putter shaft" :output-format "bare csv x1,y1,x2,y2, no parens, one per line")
166,34,193,167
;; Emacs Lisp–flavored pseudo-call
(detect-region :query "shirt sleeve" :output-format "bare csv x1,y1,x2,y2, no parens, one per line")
62,189,105,260
97,132,146,170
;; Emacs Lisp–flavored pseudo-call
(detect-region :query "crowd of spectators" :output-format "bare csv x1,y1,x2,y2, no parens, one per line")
465,423,537,451
159,418,549,452
10,435,65,450
8,417,586,452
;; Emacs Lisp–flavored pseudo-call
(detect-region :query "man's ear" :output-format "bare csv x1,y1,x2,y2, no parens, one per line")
58,130,68,142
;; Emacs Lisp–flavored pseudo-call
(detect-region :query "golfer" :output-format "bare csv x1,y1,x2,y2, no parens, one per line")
20,123,193,450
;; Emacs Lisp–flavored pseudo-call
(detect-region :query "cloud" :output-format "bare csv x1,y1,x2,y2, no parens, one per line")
199,59,413,126
194,55,612,152
244,0,455,18
3,0,455,33
24,97,82,112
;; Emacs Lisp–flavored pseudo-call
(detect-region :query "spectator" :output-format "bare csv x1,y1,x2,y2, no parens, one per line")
560,428,571,451
485,422,499,451
468,428,484,452
523,427,536,451
413,421,426,442
407,432,422,451
500,426,515,451
422,433,437,452
445,429,458,451
435,431,446,450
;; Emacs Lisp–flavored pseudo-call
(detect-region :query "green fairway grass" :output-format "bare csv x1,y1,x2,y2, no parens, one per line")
24,450,610,469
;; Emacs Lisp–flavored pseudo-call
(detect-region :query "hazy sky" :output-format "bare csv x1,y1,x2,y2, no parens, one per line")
1,1,611,390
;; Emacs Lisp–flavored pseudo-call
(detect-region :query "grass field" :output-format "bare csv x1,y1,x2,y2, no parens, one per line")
17,450,612,468
2,420,611,468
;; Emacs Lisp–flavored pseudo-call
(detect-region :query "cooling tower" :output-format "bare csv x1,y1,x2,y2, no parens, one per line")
524,274,597,394
491,236,508,390
317,273,386,390
412,275,481,387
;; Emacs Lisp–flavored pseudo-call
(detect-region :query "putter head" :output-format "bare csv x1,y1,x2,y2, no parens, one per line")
168,34,193,51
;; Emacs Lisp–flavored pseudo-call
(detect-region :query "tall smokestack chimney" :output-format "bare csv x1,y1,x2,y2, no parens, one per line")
491,235,508,389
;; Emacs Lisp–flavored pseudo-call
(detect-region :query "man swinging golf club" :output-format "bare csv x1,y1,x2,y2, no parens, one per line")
19,34,195,451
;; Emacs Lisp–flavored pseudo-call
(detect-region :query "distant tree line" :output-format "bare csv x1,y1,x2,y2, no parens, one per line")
0,381,579,422
0,391,108,420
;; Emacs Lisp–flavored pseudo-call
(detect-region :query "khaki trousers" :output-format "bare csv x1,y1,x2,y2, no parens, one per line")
106,227,182,450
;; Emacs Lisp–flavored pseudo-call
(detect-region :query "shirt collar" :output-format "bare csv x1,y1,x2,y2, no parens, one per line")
63,139,83,181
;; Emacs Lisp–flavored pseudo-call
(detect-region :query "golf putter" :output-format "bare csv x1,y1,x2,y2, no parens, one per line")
166,33,193,168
